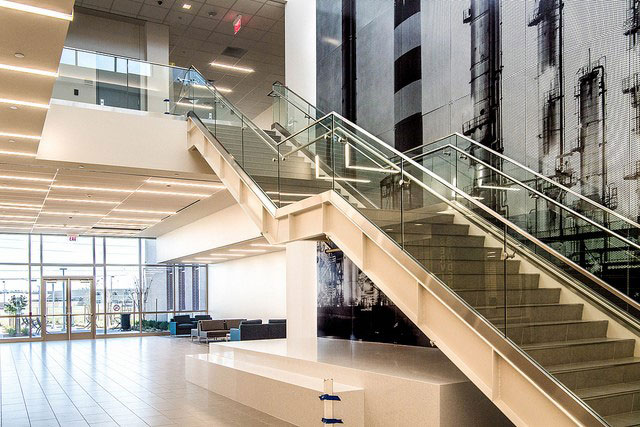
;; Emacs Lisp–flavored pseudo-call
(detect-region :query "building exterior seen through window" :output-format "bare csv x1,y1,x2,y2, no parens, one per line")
0,234,206,340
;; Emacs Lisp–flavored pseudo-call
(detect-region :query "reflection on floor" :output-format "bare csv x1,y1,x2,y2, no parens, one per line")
0,336,292,427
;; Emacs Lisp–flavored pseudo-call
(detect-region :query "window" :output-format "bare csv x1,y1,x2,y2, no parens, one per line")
106,238,139,265
42,235,93,264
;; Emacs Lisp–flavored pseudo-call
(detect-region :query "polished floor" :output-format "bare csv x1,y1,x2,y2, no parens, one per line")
0,337,292,427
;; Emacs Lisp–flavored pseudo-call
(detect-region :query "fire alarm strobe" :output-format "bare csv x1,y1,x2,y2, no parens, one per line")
233,15,242,34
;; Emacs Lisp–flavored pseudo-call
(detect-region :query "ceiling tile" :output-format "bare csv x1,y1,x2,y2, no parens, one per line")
139,4,170,20
246,15,275,31
232,0,263,15
190,16,221,31
255,2,284,20
111,0,143,14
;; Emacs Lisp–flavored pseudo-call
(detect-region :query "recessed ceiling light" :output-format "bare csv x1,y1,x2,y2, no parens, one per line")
229,249,267,253
0,63,58,78
0,98,49,109
9,106,17,110
209,253,245,257
215,86,232,93
103,217,161,223
14,52,24,58
113,208,176,215
210,62,254,73
40,211,104,217
47,198,119,205
0,186,47,195
0,175,52,182
50,184,211,197
250,243,286,248
0,131,40,140
182,3,192,9
146,179,223,189
0,151,37,157
176,101,213,110
0,1,73,21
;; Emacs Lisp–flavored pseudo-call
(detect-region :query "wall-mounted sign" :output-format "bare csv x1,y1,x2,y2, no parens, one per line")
68,234,78,242
233,15,242,34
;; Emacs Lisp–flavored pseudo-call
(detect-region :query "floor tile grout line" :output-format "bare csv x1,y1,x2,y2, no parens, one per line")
8,345,32,426
14,343,62,427
23,343,99,426
40,343,151,426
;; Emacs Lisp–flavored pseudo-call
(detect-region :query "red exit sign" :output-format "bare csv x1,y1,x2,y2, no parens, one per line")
233,15,242,34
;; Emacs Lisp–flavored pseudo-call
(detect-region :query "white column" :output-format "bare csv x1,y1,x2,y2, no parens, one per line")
144,22,170,113
285,241,317,340
284,0,316,104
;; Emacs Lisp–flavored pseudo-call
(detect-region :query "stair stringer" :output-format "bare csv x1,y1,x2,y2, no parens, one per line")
187,118,604,427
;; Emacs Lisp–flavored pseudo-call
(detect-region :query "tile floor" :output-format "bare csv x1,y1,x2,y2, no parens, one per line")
0,336,293,427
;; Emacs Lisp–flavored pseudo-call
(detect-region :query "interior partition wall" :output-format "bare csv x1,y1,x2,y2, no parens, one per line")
0,233,206,341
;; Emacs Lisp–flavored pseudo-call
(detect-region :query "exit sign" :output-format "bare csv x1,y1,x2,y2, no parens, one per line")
233,15,242,34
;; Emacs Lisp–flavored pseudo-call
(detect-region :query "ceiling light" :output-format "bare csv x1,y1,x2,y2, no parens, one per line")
194,257,226,261
0,98,49,109
250,243,286,248
210,62,254,73
0,1,73,20
182,3,192,9
47,198,119,204
228,249,267,253
0,150,36,157
33,224,90,229
9,106,17,110
209,253,245,257
0,185,47,192
113,208,176,215
0,131,40,140
0,214,36,219
0,63,58,78
215,86,232,93
50,184,211,197
0,219,33,224
478,185,520,192
40,211,104,217
266,191,316,198
176,101,213,110
97,222,148,228
0,175,52,182
0,225,30,230
0,202,42,208
103,217,160,223
146,179,224,189
14,52,24,58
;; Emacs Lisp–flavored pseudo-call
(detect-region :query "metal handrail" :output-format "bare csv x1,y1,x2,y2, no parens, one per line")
276,114,332,147
62,46,190,71
404,132,640,231
271,82,326,118
415,143,640,255
307,111,640,314
187,66,280,156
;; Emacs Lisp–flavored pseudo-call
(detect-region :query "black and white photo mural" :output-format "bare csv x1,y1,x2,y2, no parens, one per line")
317,0,640,218
317,241,430,346
316,0,640,296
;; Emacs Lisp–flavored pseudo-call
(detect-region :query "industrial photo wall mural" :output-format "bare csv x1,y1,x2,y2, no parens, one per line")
316,241,430,346
316,0,640,299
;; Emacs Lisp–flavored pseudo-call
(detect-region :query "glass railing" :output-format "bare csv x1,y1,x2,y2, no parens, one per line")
53,47,190,113
412,139,640,317
271,82,325,137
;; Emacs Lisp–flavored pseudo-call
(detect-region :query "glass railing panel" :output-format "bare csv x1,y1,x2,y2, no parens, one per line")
277,115,335,205
53,47,189,114
417,144,640,318
271,83,324,136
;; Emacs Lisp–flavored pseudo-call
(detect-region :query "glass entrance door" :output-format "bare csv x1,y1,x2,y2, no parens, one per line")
42,277,95,340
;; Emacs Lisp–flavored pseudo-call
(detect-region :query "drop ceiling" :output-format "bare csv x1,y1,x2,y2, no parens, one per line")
0,162,223,236
73,0,286,118
0,0,74,156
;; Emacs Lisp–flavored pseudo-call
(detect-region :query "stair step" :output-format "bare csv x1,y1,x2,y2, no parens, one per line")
383,223,470,237
522,338,635,367
455,288,561,307
499,319,607,345
358,209,455,224
443,273,540,290
579,381,640,417
605,410,640,427
475,303,583,323
401,235,486,247
404,246,503,261
421,259,521,275
550,357,640,391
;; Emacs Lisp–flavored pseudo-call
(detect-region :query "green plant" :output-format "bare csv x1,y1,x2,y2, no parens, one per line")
4,295,27,315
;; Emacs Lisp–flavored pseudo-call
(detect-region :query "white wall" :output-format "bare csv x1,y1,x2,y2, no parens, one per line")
38,102,212,175
286,241,317,339
66,12,145,59
252,105,274,130
208,251,287,322
285,0,317,104
155,203,262,262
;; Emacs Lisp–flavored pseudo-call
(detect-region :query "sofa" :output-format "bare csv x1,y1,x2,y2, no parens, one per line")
169,314,212,336
229,319,287,341
193,318,247,343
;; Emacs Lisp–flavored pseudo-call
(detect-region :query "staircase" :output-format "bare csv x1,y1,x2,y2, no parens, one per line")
179,71,640,426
